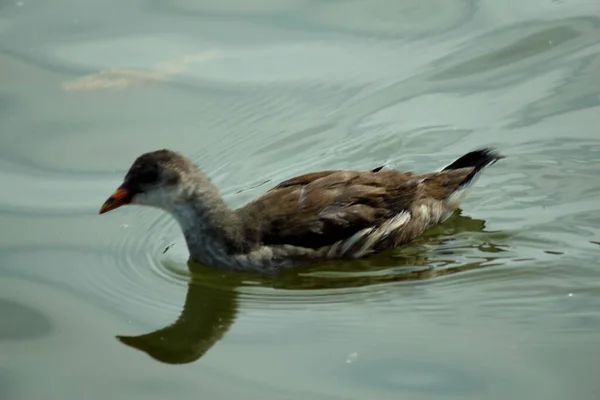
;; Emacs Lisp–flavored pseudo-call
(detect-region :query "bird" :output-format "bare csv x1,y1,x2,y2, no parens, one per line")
99,148,503,273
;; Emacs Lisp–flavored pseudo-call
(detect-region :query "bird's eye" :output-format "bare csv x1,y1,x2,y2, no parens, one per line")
137,169,159,184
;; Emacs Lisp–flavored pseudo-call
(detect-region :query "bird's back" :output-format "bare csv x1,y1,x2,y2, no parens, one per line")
234,148,502,269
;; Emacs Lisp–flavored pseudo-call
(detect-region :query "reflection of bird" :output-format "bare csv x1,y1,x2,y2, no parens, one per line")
116,210,499,365
117,268,240,365
100,148,503,273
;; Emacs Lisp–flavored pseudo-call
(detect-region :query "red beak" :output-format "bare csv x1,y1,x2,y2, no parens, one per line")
99,186,131,214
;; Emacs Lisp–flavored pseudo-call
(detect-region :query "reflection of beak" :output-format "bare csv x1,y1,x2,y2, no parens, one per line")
99,186,131,214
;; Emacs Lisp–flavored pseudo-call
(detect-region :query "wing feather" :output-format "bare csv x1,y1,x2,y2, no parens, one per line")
237,170,420,249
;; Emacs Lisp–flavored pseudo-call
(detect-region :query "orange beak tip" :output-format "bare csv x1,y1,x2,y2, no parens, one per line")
98,202,114,214
99,187,131,215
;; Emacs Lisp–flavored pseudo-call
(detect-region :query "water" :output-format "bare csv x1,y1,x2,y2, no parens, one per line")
1,0,600,398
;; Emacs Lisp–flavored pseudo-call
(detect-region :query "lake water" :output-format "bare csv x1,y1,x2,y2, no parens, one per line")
2,0,600,399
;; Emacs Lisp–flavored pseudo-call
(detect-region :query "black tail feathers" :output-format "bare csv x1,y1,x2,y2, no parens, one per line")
443,147,504,187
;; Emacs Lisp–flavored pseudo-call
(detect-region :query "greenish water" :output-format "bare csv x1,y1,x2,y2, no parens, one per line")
2,0,600,399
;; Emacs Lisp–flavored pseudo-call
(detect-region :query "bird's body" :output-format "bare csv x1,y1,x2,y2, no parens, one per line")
100,148,503,273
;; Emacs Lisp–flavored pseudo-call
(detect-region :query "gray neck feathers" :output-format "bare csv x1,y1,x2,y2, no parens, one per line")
167,175,246,267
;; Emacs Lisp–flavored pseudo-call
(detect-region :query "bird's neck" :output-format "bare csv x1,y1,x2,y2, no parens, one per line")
167,182,247,268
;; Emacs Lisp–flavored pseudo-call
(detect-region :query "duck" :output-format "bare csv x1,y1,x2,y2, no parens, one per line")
99,148,503,273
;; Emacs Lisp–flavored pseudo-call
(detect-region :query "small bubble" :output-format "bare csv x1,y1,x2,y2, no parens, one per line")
120,223,129,229
567,293,573,297
346,352,358,364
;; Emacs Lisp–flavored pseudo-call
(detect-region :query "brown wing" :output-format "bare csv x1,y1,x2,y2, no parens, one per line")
236,149,500,251
237,169,423,250
269,170,342,189
269,164,388,190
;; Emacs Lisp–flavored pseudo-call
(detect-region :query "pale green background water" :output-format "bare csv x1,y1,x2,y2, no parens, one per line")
1,0,600,399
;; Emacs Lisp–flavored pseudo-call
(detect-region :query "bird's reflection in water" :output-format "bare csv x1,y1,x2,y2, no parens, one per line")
117,269,241,364
117,211,507,365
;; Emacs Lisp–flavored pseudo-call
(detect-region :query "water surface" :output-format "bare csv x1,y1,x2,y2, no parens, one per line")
1,0,600,399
